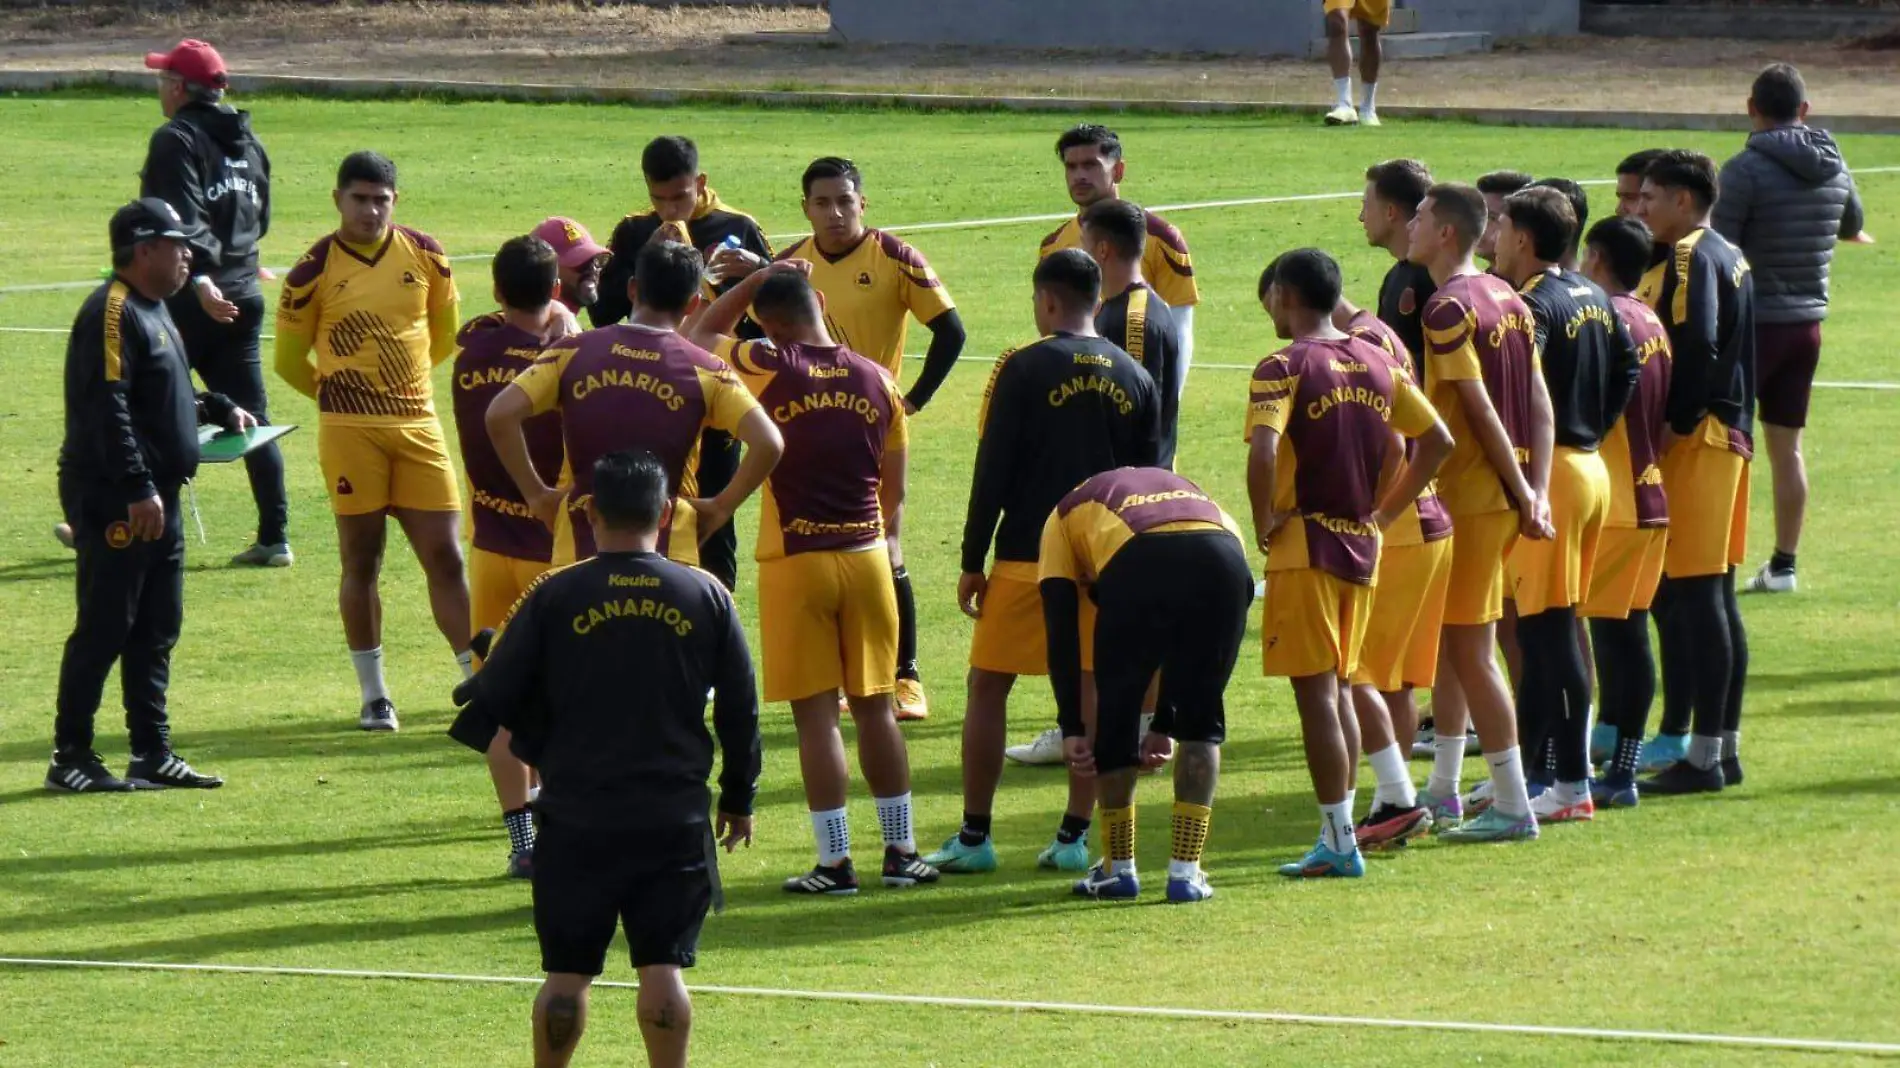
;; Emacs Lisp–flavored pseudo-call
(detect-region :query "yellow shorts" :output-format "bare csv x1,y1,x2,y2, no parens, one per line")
758,547,898,703
969,561,1096,677
469,547,552,636
1581,526,1667,619
1262,567,1374,680
1353,537,1453,691
1509,447,1610,616
1442,511,1520,626
552,496,700,568
318,420,460,516
1324,0,1391,26
1661,423,1749,579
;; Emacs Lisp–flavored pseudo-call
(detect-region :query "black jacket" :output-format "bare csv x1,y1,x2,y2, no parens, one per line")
60,278,237,501
141,102,272,295
1712,125,1863,325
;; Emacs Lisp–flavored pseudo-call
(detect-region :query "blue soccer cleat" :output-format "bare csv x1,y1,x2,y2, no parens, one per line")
1277,843,1366,878
1590,723,1619,767
1038,834,1091,872
922,834,998,874
1591,775,1640,809
1638,733,1688,774
1073,863,1140,900
1166,870,1215,903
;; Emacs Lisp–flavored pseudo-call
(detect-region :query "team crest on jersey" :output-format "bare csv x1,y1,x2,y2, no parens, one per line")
401,271,421,287
105,521,133,549
855,271,874,289
1399,288,1416,316
336,476,354,495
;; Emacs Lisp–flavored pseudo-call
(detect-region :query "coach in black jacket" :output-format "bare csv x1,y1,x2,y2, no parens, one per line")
51,199,255,795
142,39,289,567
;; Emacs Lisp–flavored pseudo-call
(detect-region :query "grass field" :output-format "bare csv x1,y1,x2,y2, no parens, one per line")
2,94,1898,1067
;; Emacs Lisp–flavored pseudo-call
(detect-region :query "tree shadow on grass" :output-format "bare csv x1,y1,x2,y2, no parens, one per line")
31,902,533,964
1747,668,1900,693
0,819,490,877
0,714,466,766
0,874,499,938
1766,697,1899,720
1775,774,1900,798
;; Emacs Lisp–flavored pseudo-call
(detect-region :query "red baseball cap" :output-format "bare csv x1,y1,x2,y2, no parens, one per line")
532,217,609,270
144,39,229,89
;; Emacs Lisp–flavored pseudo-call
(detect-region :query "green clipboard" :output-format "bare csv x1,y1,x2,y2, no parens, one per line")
198,424,298,464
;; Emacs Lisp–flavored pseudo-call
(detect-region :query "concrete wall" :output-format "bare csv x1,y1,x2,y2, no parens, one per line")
1583,2,1896,39
829,0,1581,55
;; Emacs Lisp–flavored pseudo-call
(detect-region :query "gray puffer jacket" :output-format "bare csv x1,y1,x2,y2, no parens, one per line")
1712,124,1864,325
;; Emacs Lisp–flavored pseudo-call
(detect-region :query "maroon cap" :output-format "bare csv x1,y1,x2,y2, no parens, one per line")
145,39,229,89
532,217,609,270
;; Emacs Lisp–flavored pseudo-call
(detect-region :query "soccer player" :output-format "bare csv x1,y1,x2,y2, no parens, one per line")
1323,0,1389,126
486,241,783,572
1615,149,1669,220
450,235,572,878
1714,64,1866,595
1039,125,1198,389
1041,468,1253,902
1248,248,1453,877
686,261,940,894
1476,170,1534,268
591,136,774,594
1405,181,1556,843
275,151,471,732
759,156,969,721
1361,158,1437,368
448,450,761,1068
1327,283,1455,848
925,249,1161,875
1529,178,1591,270
1637,150,1756,795
1494,188,1640,823
531,216,609,319
1079,198,1182,467
1578,216,1674,807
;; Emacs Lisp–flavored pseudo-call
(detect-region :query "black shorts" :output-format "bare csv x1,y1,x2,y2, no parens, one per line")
1089,530,1254,774
1755,320,1823,430
533,817,712,976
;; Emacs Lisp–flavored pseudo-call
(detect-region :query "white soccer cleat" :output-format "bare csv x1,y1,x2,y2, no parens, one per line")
1325,104,1361,126
1360,111,1382,127
1005,727,1065,766
1743,562,1796,594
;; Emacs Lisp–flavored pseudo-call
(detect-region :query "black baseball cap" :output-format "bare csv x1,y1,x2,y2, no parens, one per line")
109,197,199,251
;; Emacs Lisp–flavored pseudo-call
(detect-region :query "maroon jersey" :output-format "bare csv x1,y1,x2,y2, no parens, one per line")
1245,335,1441,585
722,338,907,560
451,314,565,561
1420,272,1539,517
1608,293,1674,527
1346,309,1452,546
1038,467,1243,585
511,323,760,560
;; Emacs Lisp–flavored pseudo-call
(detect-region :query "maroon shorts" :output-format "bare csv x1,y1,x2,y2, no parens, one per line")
1756,320,1823,429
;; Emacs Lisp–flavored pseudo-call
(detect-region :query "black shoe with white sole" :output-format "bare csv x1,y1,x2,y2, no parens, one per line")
359,697,400,732
127,751,224,789
882,847,942,888
45,752,137,793
783,860,860,895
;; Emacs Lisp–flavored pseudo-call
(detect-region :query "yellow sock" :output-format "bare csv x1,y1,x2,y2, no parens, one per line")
1171,802,1212,873
1102,804,1136,868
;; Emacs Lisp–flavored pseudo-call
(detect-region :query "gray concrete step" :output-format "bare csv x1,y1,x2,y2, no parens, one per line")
1307,30,1493,59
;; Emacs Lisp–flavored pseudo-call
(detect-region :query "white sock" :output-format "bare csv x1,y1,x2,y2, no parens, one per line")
811,807,851,867
1428,729,1465,797
1688,734,1723,771
1334,76,1353,108
1110,856,1137,876
1167,858,1199,880
351,647,389,705
1721,729,1740,760
1367,744,1417,808
874,792,915,854
1486,748,1532,817
455,648,475,680
1319,797,1356,853
1554,779,1591,804
1361,81,1378,113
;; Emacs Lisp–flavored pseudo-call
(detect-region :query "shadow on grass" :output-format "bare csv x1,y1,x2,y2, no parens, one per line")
0,874,499,938
1747,668,1900,693
0,819,491,877
1768,697,1899,720
1776,774,1900,798
0,714,465,766
29,901,534,964
0,557,73,583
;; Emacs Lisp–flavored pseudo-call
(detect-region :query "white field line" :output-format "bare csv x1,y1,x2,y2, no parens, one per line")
0,957,1896,1056
5,166,1895,297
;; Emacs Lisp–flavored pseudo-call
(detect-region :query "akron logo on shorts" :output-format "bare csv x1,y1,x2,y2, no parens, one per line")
105,521,133,550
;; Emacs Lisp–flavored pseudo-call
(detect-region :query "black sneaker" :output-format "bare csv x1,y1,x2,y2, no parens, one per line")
1721,755,1745,788
1639,760,1725,796
506,849,533,880
127,751,224,789
1355,803,1433,851
359,697,400,732
45,752,137,793
882,847,942,888
783,860,859,896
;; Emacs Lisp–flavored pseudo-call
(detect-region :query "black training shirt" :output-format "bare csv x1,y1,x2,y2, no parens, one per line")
1519,267,1641,451
1096,282,1181,468
1377,258,1438,378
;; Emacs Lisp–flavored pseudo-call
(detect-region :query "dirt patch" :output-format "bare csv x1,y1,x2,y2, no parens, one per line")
2,1,1898,116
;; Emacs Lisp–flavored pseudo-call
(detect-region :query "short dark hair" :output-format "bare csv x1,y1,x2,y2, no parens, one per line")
802,156,863,198
642,136,699,184
337,150,397,191
1751,62,1806,125
591,450,669,532
1257,255,1279,303
1475,170,1533,197
493,235,559,311
1585,216,1656,292
1032,248,1101,312
752,269,820,326
1264,248,1342,313
1645,149,1719,211
1056,123,1122,162
1616,148,1668,178
1503,188,1577,264
1425,182,1488,250
634,241,704,315
111,245,135,269
1078,198,1147,261
1530,177,1588,242
1364,158,1434,217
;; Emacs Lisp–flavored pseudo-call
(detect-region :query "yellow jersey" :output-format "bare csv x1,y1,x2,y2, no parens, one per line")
1039,208,1198,308
773,228,955,377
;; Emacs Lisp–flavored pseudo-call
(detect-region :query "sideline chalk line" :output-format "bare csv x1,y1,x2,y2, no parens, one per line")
2,956,1897,1056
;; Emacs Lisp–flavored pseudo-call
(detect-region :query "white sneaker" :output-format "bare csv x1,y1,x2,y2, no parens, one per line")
1005,726,1065,766
1461,779,1495,814
1325,104,1360,126
1361,110,1382,127
1531,788,1595,823
1743,561,1796,594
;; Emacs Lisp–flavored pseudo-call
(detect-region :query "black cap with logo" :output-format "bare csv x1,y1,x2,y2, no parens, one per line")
109,197,200,252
